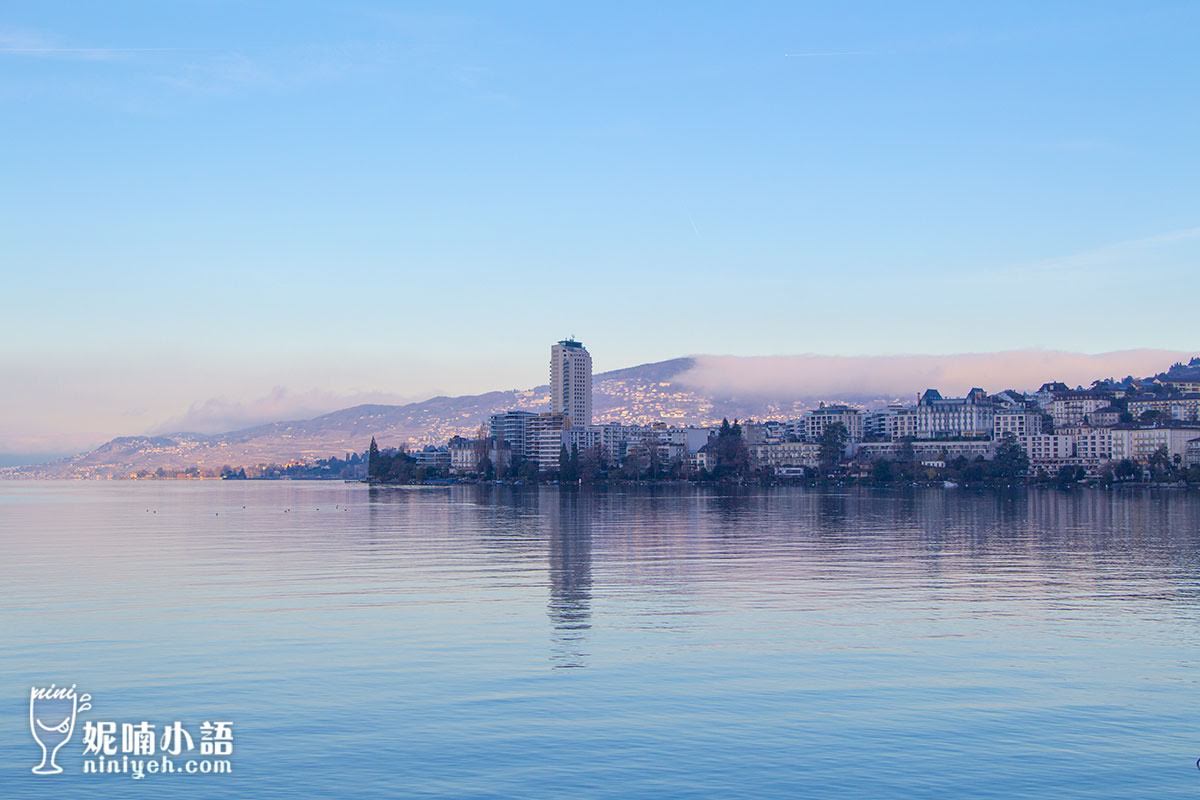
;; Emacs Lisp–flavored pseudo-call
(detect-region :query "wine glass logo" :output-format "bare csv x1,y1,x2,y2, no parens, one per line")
29,684,91,776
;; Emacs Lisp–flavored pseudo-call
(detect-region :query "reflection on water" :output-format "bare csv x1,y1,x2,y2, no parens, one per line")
546,491,593,669
1,482,1199,799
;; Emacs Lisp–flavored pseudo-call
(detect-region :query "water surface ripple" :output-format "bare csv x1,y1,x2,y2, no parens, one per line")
2,482,1199,798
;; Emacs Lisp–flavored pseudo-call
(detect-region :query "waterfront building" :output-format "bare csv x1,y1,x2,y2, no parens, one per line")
853,439,995,462
761,420,787,444
449,436,480,474
529,413,566,472
750,441,822,470
1022,434,1076,465
799,404,864,443
563,424,604,455
854,441,898,460
915,388,995,439
1049,392,1111,429
740,422,770,446
449,437,510,475
1034,381,1070,409
991,389,1030,410
1066,426,1114,462
1086,406,1122,427
863,407,899,441
1127,395,1200,422
1109,423,1200,463
489,410,537,460
909,439,995,461
1186,437,1200,468
692,443,717,473
411,445,451,470
550,338,593,427
894,408,918,440
994,411,1045,440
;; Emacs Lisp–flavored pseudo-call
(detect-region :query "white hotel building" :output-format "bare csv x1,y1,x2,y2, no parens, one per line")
915,388,995,439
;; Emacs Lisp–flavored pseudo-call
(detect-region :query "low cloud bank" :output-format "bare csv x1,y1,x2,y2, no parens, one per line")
677,349,1194,400
150,386,430,435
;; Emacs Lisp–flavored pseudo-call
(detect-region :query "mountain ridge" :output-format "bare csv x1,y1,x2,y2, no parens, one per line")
7,358,716,477
7,351,1195,478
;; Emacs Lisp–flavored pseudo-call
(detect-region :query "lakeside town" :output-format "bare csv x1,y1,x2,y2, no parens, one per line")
358,339,1200,487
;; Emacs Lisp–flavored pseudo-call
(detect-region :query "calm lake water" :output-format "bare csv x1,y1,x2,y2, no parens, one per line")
2,481,1200,798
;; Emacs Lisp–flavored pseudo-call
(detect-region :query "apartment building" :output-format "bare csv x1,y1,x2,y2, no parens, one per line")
1049,392,1111,429
1067,426,1114,462
489,410,537,460
1127,395,1200,422
994,411,1045,440
1022,434,1076,464
1109,424,1200,462
798,404,864,443
528,412,566,471
1186,437,1200,468
750,441,822,469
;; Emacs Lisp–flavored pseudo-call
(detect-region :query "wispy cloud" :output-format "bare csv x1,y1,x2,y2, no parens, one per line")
2,47,185,55
1002,225,1200,281
2,18,500,104
152,41,428,97
0,27,203,61
784,50,885,58
156,53,279,95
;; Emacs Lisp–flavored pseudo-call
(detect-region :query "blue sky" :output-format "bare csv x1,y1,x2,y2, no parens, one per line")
3,2,1199,453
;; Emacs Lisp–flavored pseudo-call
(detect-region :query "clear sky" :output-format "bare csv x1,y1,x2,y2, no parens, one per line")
3,2,1199,456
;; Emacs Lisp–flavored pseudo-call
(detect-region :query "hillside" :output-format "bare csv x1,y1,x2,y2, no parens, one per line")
12,350,1194,479
18,358,786,478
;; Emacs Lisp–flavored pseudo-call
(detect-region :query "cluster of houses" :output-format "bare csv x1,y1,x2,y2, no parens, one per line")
410,376,1200,478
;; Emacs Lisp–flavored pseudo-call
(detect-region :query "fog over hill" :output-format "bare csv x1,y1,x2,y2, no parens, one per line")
6,349,1191,478
678,349,1194,399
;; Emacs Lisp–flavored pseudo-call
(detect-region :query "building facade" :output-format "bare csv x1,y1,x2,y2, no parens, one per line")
750,441,822,469
915,388,994,439
529,412,566,472
489,410,537,460
1022,434,1075,465
1068,426,1114,462
1186,437,1200,468
1109,424,1200,463
1127,396,1200,422
550,338,593,427
799,404,864,443
1049,392,1110,429
994,411,1045,441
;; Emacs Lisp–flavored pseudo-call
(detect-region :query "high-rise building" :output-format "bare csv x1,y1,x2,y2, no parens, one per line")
550,338,592,427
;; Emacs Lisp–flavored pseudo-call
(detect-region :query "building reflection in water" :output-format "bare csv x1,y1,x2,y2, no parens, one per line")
545,489,593,668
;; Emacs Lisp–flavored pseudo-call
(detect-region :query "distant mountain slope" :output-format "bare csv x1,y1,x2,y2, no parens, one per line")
18,358,734,477
9,351,1192,478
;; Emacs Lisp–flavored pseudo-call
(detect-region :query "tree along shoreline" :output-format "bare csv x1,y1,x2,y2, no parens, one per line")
365,425,1200,491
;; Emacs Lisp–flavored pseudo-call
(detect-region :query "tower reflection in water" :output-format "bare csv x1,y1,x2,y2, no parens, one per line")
545,489,593,668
